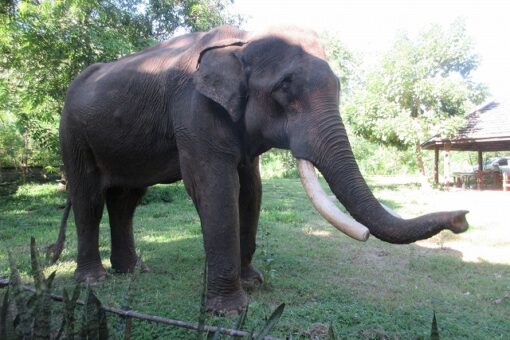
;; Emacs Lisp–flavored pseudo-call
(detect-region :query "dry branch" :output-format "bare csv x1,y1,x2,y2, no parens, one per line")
0,278,282,339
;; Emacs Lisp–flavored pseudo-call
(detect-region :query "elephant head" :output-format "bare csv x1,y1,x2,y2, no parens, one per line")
194,27,469,244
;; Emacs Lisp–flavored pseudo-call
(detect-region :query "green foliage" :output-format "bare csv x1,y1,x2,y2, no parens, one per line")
344,19,487,174
30,237,57,339
234,304,249,333
3,237,110,339
0,112,25,167
260,149,297,179
0,0,242,168
349,131,422,175
259,130,427,178
80,285,108,339
143,0,242,39
8,249,33,338
1,288,16,339
321,33,359,97
0,0,16,16
260,221,276,289
253,303,285,340
113,256,142,337
176,0,243,35
140,184,175,205
58,285,81,339
4,238,57,338
196,260,208,340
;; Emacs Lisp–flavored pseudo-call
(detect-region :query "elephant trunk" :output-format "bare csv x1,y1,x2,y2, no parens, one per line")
296,114,469,244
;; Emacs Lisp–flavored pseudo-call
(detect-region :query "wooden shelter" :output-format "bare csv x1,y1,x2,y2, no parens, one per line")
421,99,510,185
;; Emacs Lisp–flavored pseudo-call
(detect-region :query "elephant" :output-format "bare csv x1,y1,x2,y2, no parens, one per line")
48,25,469,313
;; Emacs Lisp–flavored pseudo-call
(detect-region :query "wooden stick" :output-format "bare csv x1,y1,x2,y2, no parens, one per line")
0,278,281,339
124,317,132,340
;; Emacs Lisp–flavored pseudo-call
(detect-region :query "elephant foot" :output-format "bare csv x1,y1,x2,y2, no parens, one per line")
206,289,249,315
74,263,107,284
111,255,150,274
241,264,264,290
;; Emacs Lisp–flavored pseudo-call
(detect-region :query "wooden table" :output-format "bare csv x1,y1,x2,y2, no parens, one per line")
452,172,476,189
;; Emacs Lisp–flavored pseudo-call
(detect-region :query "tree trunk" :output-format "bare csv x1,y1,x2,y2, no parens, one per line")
414,140,430,189
415,140,426,176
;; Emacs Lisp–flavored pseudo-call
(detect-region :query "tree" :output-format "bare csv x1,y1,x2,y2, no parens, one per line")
0,0,242,168
321,32,359,98
343,20,487,176
146,0,243,38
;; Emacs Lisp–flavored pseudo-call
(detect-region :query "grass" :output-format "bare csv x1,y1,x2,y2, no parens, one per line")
1,177,509,338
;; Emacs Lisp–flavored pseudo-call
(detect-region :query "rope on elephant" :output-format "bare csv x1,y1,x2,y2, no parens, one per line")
0,277,283,340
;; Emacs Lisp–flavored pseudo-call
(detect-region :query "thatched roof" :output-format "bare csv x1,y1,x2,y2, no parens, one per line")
422,99,510,151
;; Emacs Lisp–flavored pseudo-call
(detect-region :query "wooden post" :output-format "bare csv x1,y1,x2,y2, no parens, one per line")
477,150,484,190
434,147,439,185
503,172,510,192
443,144,451,186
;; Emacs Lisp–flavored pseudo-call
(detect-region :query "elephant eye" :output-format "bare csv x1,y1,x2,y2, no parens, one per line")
273,74,292,93
271,73,295,110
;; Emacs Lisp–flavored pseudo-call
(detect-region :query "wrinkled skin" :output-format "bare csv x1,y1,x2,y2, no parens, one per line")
56,26,468,313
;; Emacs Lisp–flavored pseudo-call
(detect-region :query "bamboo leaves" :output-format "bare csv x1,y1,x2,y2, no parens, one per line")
56,285,80,340
4,237,109,340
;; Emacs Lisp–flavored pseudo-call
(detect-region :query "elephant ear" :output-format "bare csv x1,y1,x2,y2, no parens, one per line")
194,44,247,122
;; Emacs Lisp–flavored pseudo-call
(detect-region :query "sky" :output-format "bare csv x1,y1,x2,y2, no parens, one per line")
232,0,509,100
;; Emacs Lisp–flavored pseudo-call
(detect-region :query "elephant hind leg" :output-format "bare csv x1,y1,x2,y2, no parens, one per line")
69,173,107,283
62,137,108,283
106,187,147,273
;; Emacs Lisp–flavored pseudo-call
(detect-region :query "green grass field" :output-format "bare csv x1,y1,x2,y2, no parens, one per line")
1,178,509,339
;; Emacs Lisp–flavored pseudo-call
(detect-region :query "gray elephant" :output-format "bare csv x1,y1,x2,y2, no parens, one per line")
49,26,468,313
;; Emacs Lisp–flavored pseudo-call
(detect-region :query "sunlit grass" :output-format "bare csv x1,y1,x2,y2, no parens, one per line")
1,178,509,338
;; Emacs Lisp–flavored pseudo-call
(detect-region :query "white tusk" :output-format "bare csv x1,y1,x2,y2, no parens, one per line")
297,159,370,241
381,203,401,218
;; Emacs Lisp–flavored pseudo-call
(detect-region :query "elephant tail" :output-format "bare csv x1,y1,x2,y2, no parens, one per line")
47,197,72,263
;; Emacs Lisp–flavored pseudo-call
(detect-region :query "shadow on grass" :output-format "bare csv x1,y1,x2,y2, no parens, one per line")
0,172,61,196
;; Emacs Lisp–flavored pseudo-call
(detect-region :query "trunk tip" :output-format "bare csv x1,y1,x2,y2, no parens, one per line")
449,210,469,234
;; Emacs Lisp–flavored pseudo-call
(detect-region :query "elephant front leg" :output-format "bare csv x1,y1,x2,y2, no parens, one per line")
180,156,248,313
239,157,264,289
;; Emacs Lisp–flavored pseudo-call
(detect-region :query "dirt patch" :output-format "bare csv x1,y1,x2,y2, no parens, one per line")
304,323,329,339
